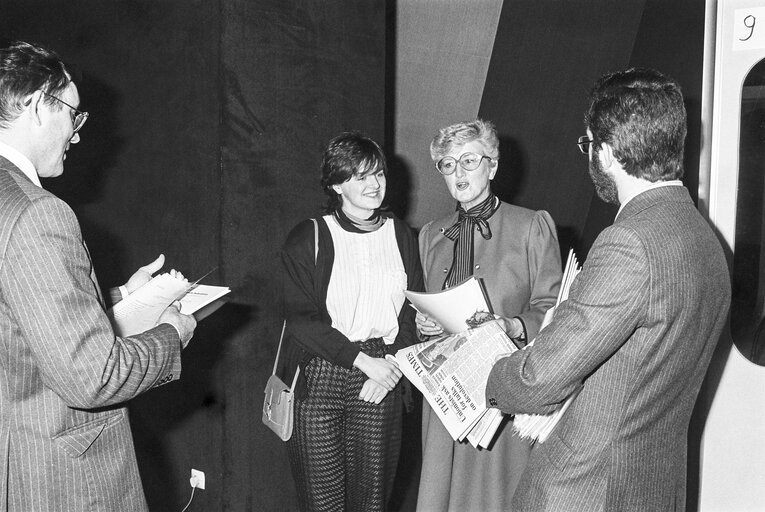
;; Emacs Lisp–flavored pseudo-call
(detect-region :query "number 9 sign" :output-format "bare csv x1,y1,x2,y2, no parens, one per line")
734,8,765,50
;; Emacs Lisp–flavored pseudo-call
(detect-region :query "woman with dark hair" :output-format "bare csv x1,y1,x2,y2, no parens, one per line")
415,119,561,511
279,132,423,511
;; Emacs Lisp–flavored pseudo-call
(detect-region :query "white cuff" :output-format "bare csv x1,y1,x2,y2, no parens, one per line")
119,285,129,299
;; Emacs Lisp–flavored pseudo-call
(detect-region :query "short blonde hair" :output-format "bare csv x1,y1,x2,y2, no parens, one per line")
429,119,499,162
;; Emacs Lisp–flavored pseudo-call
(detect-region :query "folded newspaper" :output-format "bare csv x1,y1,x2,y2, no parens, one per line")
390,320,516,448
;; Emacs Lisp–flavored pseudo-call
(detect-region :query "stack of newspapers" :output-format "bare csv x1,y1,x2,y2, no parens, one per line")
390,319,518,448
512,249,581,443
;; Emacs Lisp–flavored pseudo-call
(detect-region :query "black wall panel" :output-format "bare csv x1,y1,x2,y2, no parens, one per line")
479,0,647,260
480,0,704,263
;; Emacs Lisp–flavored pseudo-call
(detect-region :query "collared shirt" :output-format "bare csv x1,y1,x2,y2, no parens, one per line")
0,140,41,188
617,179,683,218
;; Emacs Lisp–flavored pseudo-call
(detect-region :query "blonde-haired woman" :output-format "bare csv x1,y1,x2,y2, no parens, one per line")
416,119,561,511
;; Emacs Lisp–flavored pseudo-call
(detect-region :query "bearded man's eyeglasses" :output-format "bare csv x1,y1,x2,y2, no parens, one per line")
41,90,89,134
577,136,593,155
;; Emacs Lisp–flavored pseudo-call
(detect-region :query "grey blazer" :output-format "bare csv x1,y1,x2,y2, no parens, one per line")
419,202,562,340
486,186,731,511
0,157,182,512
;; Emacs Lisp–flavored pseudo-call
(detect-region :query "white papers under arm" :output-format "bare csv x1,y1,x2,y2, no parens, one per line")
512,249,582,443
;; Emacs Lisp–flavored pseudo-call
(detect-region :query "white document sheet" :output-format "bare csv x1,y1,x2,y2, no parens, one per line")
404,277,491,334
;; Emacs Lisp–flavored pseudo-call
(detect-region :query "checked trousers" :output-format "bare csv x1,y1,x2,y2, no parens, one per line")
287,338,402,512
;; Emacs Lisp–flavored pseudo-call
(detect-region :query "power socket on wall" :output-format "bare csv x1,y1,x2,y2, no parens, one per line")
190,468,206,490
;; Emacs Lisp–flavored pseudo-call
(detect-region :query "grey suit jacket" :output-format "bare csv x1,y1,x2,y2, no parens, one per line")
486,186,731,511
0,157,182,512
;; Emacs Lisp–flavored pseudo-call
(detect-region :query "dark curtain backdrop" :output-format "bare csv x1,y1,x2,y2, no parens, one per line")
0,1,386,510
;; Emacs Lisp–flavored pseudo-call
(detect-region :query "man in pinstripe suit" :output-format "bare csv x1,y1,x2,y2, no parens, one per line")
486,68,731,511
0,41,196,511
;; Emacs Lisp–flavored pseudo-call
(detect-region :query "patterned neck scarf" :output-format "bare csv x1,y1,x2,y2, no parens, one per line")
333,207,388,233
442,194,499,289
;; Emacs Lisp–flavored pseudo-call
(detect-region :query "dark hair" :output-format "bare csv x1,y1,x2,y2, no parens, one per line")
0,41,71,128
320,132,387,213
585,67,687,182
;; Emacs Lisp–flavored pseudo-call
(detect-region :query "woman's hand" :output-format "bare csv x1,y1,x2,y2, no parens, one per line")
496,315,524,339
416,311,444,337
359,379,390,404
353,352,402,391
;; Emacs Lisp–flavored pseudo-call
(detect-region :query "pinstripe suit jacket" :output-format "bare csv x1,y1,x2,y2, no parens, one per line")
486,186,731,511
0,157,182,512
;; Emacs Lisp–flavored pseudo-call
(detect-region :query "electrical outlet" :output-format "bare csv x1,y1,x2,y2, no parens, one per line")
190,468,206,490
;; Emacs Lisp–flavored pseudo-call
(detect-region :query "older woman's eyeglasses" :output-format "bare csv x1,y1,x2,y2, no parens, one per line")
577,136,593,154
435,152,491,175
41,90,89,134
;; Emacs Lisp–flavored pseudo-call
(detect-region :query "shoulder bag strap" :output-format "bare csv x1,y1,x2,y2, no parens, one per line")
311,217,318,263
271,320,287,376
271,219,318,384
